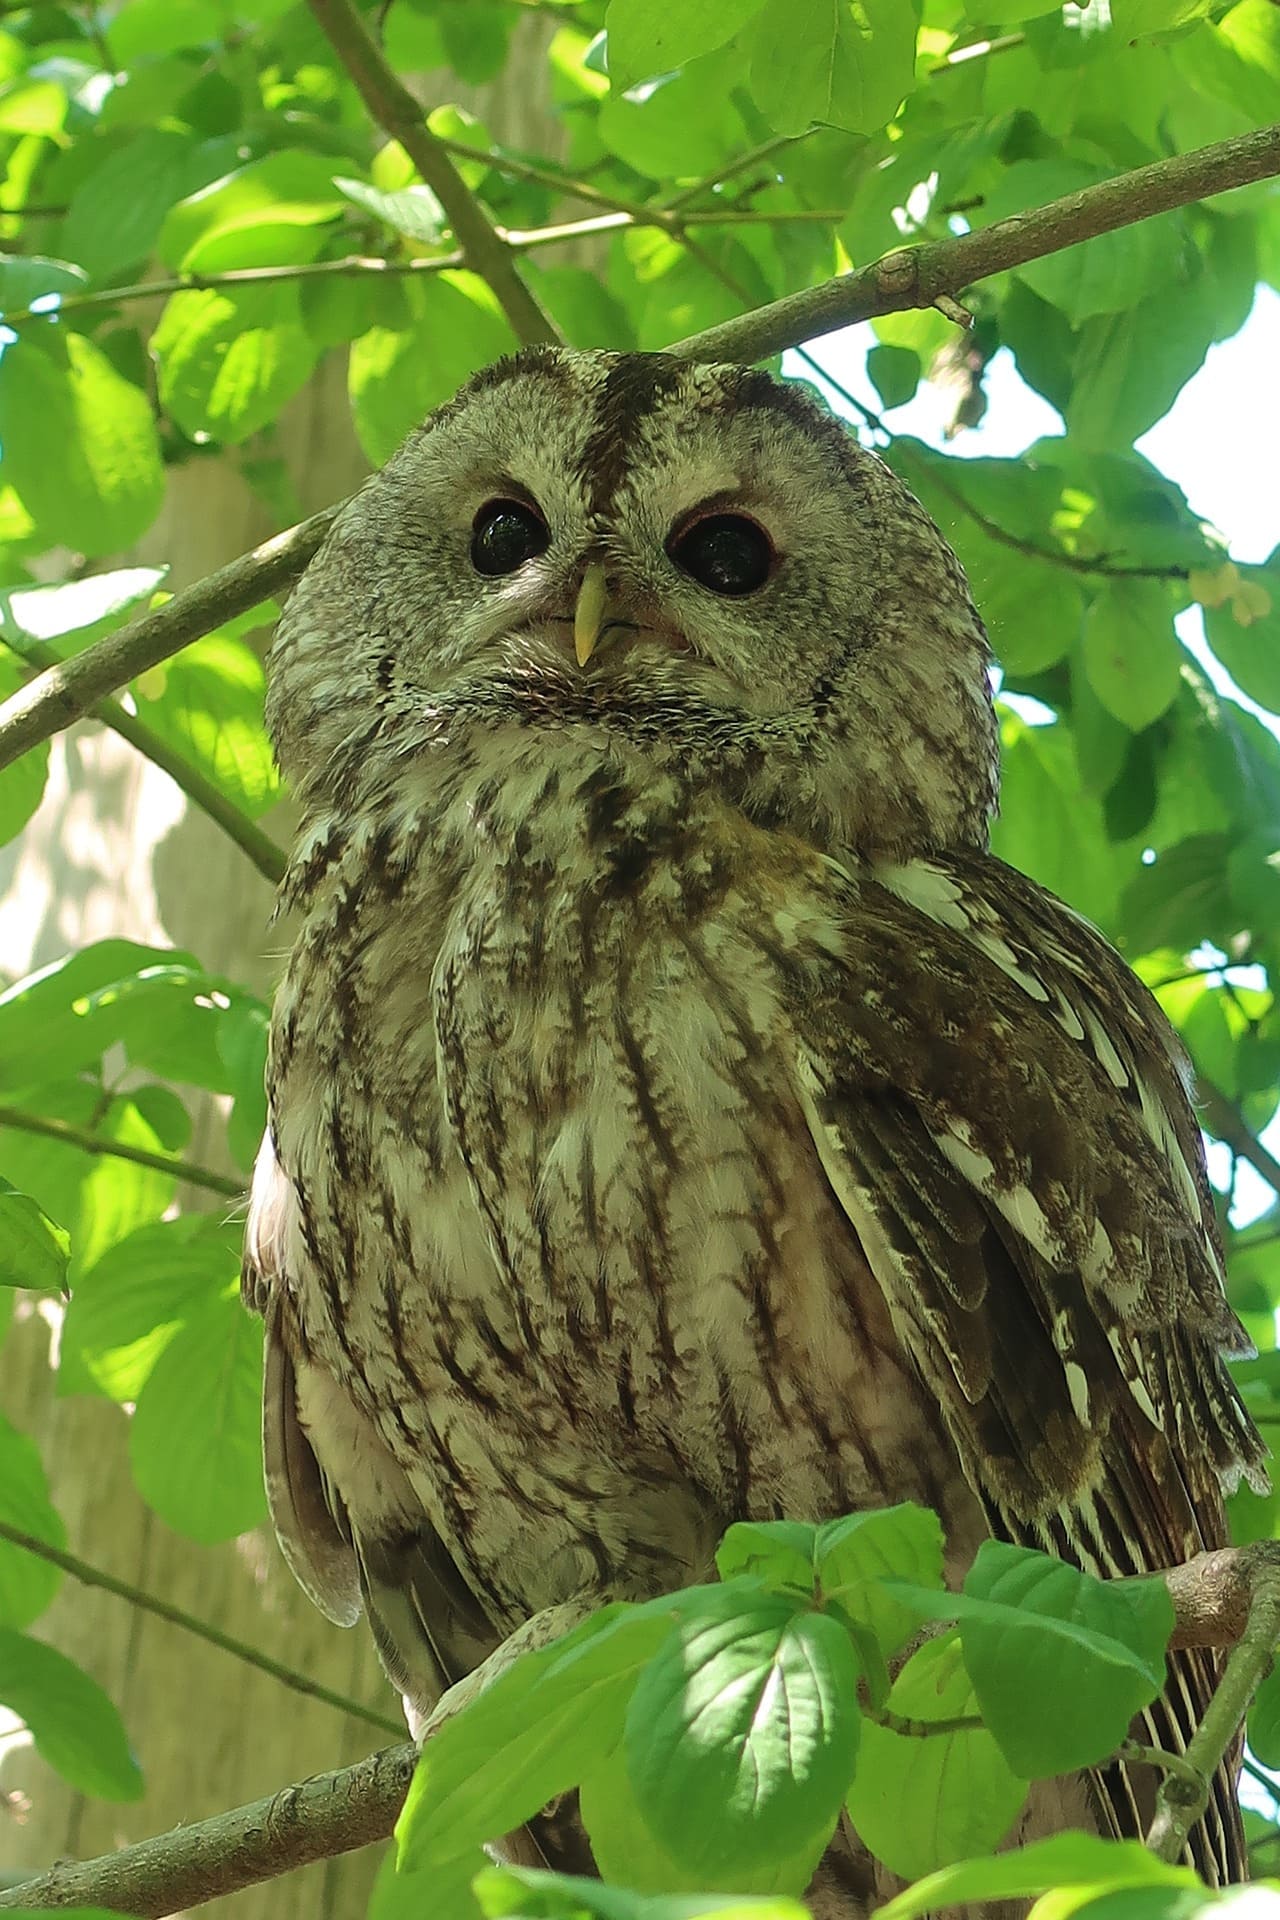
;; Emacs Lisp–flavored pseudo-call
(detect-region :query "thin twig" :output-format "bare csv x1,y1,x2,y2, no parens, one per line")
0,1740,419,1914
306,0,556,346
0,508,335,775
1146,1566,1280,1861
0,1521,402,1737
0,251,465,329
676,123,1280,363
0,634,286,886
3,125,1277,776
0,1104,243,1198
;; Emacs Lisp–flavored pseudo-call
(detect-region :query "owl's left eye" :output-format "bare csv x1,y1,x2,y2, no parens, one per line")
471,498,550,576
667,512,774,597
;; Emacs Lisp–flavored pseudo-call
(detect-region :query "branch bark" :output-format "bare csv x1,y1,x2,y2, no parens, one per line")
3,1545,1273,1915
0,124,1276,778
305,0,557,349
0,1741,418,1915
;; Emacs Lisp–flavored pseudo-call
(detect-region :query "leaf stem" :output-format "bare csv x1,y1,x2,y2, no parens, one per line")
0,1105,243,1198
0,1520,402,1736
305,0,557,346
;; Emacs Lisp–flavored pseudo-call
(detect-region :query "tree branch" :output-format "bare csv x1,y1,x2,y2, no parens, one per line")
2,124,1277,778
305,0,557,347
0,634,286,886
1198,1076,1280,1197
0,509,335,776
0,1740,418,1915
676,123,1280,363
1,1544,1271,1914
0,1521,402,1737
0,1105,243,1198
1146,1561,1280,1862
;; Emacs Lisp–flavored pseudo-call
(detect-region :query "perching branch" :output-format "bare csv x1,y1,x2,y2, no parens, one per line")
0,1521,402,1737
0,1740,419,1915
1146,1560,1280,1863
3,1545,1272,1915
1,125,1278,779
305,0,557,348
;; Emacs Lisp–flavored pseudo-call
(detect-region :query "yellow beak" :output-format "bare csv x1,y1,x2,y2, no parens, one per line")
574,560,609,667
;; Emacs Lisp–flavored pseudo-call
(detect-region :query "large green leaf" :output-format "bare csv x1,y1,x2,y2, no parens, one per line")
1081,580,1183,732
0,1627,143,1800
133,634,280,816
153,282,319,445
129,1290,266,1543
846,1634,1027,1878
746,0,919,137
981,161,1184,323
349,272,517,466
623,1592,859,1885
61,1214,238,1402
0,334,164,555
0,1182,69,1294
876,1834,1198,1920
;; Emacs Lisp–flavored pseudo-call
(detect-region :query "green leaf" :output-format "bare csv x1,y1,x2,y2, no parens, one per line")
334,176,446,246
0,1183,69,1293
0,1410,64,1628
597,49,747,180
876,1834,1198,1920
2,569,165,654
133,634,280,816
845,1634,1027,1878
158,149,347,270
1250,1660,1280,1768
0,1626,143,1800
0,334,164,556
349,273,517,467
624,1594,859,1885
980,162,1183,323
1082,580,1183,732
129,1291,266,1543
152,283,319,445
954,1542,1172,1776
475,1866,811,1920
369,1845,485,1920
604,0,770,89
0,941,201,1086
814,1504,945,1661
61,1214,237,1402
746,0,919,136
399,1606,674,1874
1068,283,1217,451
0,252,86,315
1119,834,1236,956
992,712,1127,934
866,343,919,411
715,1520,818,1598
60,130,199,286
1205,582,1280,714
0,658,48,844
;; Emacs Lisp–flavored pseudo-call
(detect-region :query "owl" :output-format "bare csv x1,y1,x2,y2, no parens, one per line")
244,348,1267,1903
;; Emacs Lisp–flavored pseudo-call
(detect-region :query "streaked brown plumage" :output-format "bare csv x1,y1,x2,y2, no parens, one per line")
244,348,1267,1902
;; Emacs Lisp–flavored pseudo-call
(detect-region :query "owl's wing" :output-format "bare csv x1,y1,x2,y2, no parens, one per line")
243,1131,500,1723
791,848,1265,1880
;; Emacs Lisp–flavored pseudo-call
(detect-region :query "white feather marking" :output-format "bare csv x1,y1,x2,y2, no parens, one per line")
875,859,971,931
1078,1005,1130,1089
934,1125,1061,1265
1065,1361,1091,1423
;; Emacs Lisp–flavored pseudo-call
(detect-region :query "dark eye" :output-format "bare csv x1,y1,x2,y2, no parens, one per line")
470,498,549,576
668,513,773,596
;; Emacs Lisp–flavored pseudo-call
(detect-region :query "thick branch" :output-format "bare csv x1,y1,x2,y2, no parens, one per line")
305,0,556,348
676,123,1280,363
0,1521,401,1736
2,125,1277,779
0,1740,418,1915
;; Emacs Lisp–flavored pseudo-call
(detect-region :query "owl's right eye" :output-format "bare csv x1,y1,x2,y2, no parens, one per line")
470,498,550,576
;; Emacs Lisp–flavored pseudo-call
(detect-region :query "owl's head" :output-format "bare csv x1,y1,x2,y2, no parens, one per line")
269,348,997,855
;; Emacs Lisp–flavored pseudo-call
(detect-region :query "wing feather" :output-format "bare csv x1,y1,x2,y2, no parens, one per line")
792,849,1267,1880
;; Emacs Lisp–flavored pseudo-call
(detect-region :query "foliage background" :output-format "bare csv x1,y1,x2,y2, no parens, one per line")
0,0,1277,1911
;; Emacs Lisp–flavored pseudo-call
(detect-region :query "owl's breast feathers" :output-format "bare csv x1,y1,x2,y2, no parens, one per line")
247,761,1263,1875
